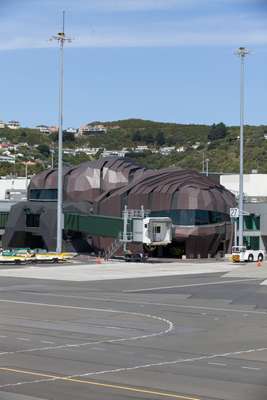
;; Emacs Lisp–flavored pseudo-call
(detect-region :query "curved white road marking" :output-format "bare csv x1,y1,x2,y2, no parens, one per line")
0,298,174,356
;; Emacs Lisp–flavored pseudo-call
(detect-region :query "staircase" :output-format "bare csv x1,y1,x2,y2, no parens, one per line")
104,238,123,260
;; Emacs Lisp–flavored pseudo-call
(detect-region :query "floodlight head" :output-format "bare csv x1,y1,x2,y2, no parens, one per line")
235,47,250,57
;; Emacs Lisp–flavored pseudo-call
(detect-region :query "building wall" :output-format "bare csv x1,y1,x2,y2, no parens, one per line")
243,202,267,251
220,174,267,197
0,178,29,200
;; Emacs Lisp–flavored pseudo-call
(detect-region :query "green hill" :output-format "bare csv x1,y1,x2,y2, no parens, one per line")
0,119,266,175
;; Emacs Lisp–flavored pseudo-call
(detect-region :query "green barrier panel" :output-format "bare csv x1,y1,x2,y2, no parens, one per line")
64,213,123,238
0,212,9,229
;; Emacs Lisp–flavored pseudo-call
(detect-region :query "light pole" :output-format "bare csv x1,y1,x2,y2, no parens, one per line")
205,158,209,177
25,162,28,193
50,11,71,253
235,47,249,248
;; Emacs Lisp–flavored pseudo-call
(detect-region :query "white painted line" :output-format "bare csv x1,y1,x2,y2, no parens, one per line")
123,278,259,293
40,341,55,344
1,346,267,390
0,335,7,338
26,292,267,317
208,362,226,366
106,326,122,330
242,366,261,371
16,338,30,341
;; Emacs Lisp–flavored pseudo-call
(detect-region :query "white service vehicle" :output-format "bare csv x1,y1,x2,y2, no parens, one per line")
232,246,265,262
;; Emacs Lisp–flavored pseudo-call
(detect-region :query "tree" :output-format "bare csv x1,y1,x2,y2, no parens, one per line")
143,132,154,144
132,130,142,142
37,144,50,158
156,131,165,146
208,123,228,141
63,131,75,142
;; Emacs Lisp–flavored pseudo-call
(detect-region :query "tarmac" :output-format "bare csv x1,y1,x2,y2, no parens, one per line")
0,259,240,281
0,260,265,399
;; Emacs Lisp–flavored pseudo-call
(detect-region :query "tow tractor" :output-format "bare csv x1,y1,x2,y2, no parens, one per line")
232,246,265,263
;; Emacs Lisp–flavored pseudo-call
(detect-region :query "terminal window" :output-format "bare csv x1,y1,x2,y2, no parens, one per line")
238,215,260,231
26,213,40,228
244,236,260,250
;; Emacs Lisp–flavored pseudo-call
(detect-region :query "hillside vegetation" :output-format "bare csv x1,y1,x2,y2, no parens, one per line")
0,119,266,176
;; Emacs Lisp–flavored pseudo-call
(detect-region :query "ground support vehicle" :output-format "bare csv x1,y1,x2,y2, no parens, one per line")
232,246,265,262
32,249,76,263
0,249,77,265
0,249,34,264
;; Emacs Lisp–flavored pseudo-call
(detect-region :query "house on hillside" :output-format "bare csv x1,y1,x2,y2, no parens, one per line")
36,125,50,134
78,123,107,135
7,121,20,130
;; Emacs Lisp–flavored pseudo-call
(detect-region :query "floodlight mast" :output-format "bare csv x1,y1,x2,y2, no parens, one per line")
50,11,72,253
235,47,249,248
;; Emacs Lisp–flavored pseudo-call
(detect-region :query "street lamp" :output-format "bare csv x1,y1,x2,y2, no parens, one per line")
235,47,249,247
50,11,71,253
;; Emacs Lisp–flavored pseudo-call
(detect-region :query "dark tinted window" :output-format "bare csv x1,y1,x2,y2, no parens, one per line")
151,209,230,226
29,189,57,201
26,214,40,227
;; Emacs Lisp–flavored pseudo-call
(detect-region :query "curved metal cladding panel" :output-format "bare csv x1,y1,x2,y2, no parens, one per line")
29,167,74,190
29,157,149,202
97,168,235,217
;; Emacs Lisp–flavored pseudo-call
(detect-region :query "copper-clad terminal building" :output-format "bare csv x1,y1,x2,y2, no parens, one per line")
3,157,235,257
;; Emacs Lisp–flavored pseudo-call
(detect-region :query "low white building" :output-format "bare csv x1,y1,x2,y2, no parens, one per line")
0,155,15,164
79,124,107,135
36,125,50,134
75,147,100,156
177,146,185,153
65,127,78,134
7,121,20,130
0,121,5,129
102,150,127,158
159,146,175,155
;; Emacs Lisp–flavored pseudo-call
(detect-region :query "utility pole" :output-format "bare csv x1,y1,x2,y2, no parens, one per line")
50,11,71,253
235,47,249,248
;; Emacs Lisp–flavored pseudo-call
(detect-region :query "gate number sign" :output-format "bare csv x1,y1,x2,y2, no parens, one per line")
230,208,239,218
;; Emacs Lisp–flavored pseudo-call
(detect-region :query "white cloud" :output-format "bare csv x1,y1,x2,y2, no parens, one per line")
0,1,266,50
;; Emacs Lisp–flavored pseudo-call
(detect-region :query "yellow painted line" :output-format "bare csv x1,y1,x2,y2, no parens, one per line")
0,367,200,400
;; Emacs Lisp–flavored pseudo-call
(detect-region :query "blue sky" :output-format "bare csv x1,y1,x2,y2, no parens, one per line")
1,0,267,128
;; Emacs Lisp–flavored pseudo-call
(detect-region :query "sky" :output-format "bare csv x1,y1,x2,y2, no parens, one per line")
1,0,267,128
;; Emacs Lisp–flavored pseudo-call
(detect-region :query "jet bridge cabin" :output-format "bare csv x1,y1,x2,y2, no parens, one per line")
132,217,172,245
